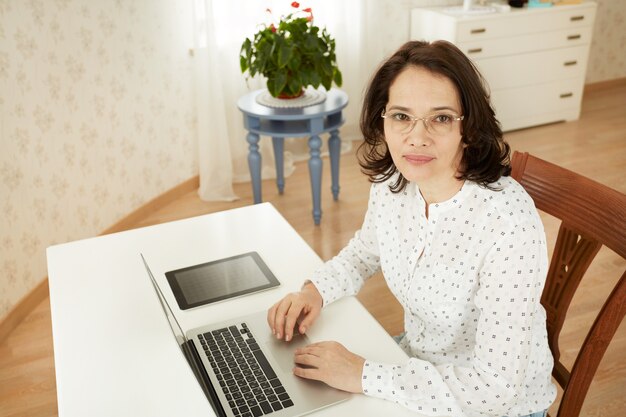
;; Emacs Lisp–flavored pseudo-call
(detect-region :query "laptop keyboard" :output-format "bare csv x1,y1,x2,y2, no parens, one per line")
199,323,294,417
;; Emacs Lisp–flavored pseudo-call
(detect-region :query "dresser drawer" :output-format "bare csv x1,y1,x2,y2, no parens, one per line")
491,78,584,125
455,5,596,42
410,2,596,132
458,26,592,59
474,45,589,90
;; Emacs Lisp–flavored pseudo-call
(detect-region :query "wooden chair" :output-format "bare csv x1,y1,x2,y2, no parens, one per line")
510,151,626,417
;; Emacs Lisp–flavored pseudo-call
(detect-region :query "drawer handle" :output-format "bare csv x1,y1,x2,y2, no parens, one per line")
560,93,574,99
564,60,578,66
567,34,582,40
467,48,483,54
470,28,486,34
570,15,585,21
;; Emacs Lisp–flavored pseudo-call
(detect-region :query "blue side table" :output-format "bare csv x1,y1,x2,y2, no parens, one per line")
237,89,349,225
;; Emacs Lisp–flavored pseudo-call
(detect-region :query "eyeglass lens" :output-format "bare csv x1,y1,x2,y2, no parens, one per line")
384,112,461,135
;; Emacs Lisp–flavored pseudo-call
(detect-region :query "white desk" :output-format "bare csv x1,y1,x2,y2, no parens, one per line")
47,203,421,417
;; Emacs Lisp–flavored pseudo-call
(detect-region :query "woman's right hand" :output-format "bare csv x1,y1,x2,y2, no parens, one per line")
267,281,323,342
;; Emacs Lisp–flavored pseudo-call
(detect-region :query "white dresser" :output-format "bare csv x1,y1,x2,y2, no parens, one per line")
410,2,597,132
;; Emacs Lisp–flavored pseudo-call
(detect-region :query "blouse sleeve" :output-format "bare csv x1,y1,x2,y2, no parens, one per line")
361,219,549,416
309,183,382,307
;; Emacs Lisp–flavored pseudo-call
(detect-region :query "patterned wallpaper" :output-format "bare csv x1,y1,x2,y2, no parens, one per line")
0,0,624,321
586,0,626,82
0,0,197,318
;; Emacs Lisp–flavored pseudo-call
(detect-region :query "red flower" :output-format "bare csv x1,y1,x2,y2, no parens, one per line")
269,24,276,33
291,1,299,8
306,13,313,22
303,7,312,12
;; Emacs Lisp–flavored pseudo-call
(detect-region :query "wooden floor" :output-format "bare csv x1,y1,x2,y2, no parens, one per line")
1,81,625,417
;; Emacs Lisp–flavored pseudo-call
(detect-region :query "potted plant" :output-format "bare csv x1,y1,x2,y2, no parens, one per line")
239,2,343,98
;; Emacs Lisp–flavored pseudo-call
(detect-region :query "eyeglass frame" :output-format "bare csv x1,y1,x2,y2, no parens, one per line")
381,108,464,135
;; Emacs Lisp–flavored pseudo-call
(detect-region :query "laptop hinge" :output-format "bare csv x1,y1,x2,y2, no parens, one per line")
182,339,227,417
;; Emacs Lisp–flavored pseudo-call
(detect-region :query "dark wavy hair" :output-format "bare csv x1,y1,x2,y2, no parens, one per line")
358,40,511,192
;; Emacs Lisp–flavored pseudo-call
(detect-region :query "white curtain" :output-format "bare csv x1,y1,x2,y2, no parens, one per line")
192,0,389,201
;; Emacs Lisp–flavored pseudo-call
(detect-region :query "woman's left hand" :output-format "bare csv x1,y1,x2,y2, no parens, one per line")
293,341,365,393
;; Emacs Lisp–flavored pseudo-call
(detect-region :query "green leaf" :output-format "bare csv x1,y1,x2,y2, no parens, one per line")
277,43,293,69
309,71,321,88
300,68,311,86
304,33,318,51
320,59,332,76
287,53,301,71
333,69,342,87
287,76,302,95
240,38,252,73
268,70,288,97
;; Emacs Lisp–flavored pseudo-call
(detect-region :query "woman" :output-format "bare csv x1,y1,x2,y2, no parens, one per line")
267,40,556,417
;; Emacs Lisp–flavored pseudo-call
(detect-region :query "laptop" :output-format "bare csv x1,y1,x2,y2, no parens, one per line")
141,254,350,417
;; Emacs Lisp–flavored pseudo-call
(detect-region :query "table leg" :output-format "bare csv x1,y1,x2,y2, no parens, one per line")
328,129,341,201
246,131,262,204
271,137,285,194
308,134,322,225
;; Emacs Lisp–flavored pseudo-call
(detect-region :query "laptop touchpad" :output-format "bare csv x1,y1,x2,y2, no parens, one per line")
265,333,311,374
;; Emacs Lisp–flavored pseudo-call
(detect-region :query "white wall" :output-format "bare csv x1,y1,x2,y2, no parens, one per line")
0,0,197,318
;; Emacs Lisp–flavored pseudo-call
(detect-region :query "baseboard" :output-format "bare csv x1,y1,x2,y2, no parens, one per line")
101,176,199,235
584,77,626,93
0,279,49,342
0,175,200,343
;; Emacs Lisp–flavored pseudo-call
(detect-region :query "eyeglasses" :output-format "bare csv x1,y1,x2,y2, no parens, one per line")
381,109,464,136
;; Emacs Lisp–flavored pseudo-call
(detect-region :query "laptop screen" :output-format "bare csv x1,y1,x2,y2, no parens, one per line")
141,254,187,346
141,254,225,416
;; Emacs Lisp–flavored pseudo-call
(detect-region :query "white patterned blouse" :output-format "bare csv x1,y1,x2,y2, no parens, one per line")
310,174,556,417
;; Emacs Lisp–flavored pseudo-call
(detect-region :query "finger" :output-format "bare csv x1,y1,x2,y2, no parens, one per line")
295,345,323,357
298,306,320,335
293,353,319,368
274,298,296,339
293,366,323,382
268,300,289,336
283,302,304,342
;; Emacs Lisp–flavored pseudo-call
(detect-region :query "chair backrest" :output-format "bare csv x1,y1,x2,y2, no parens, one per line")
510,151,626,417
